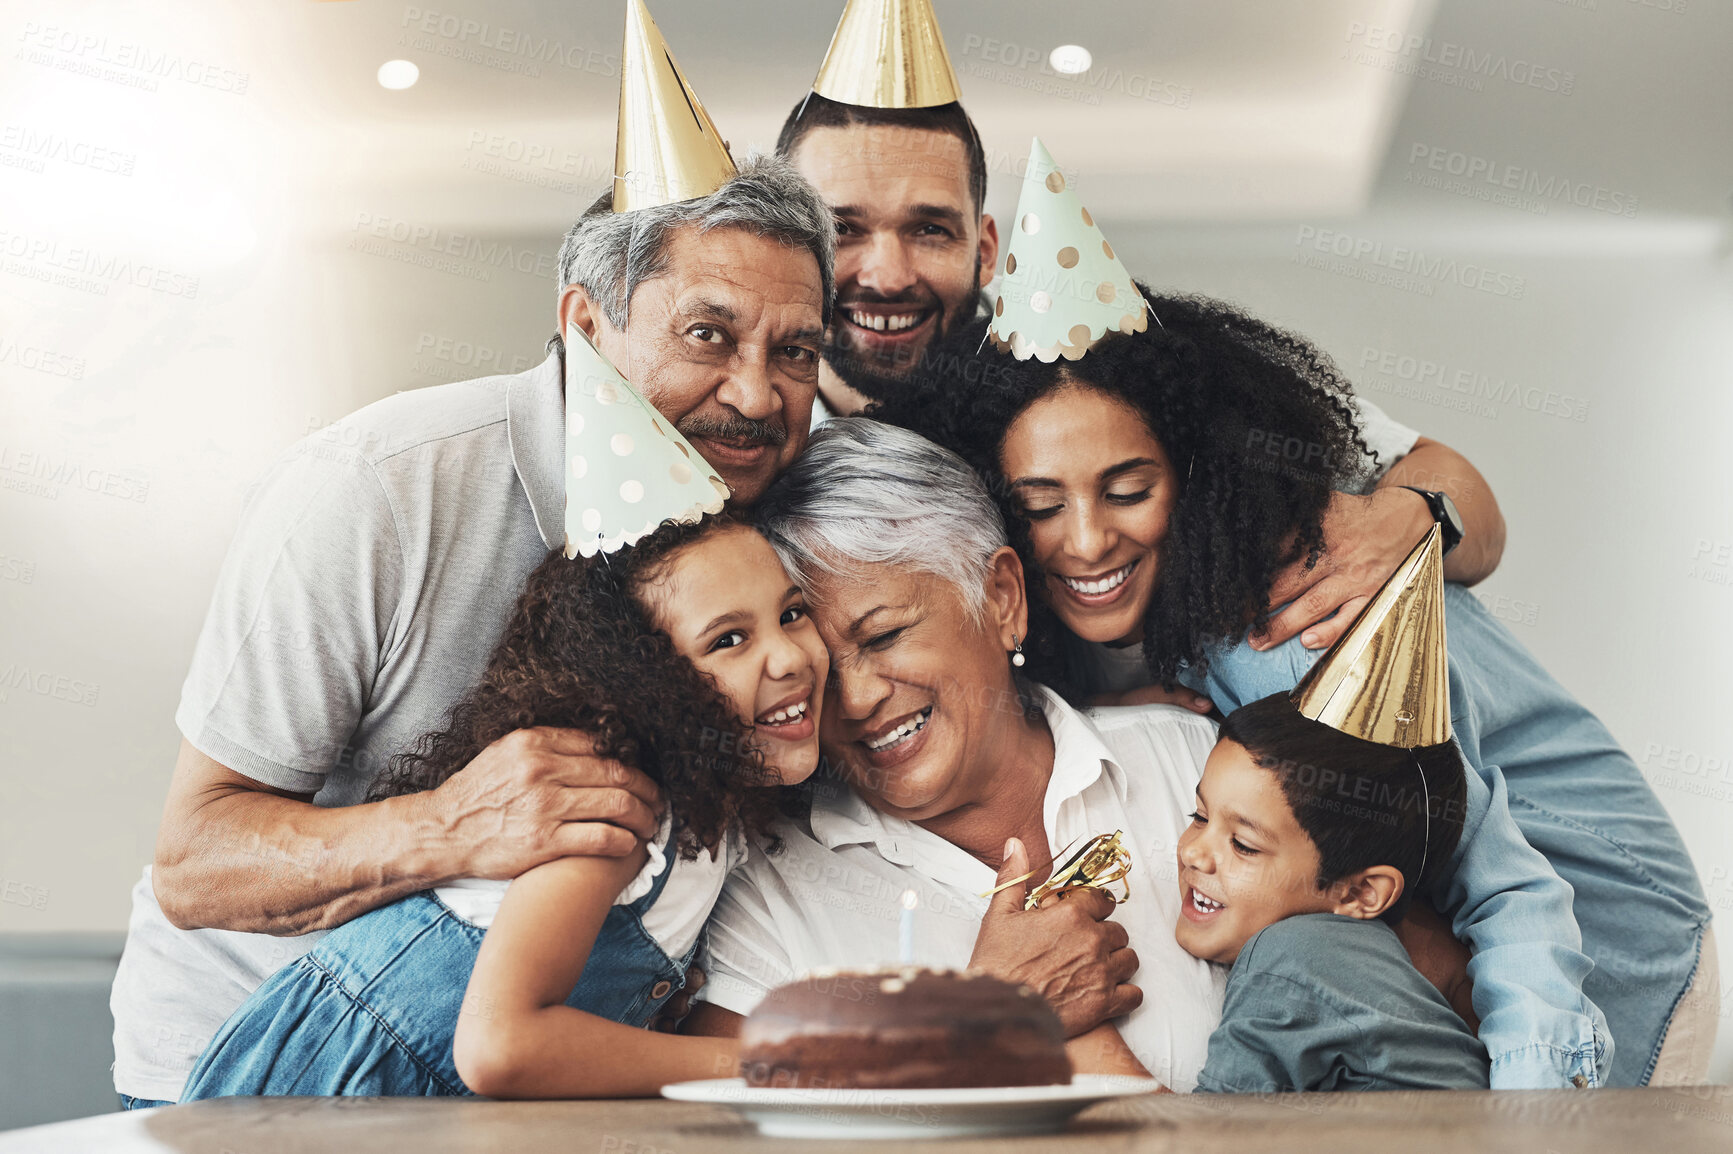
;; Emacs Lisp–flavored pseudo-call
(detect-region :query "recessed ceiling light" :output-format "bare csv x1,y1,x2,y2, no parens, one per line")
377,59,419,90
1049,45,1092,75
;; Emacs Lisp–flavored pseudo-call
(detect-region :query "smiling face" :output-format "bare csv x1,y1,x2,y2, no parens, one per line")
640,522,830,786
804,552,1027,821
1174,739,1339,965
999,383,1178,646
563,224,825,506
788,124,997,410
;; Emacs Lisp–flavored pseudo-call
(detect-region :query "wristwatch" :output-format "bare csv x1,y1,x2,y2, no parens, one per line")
1400,486,1464,555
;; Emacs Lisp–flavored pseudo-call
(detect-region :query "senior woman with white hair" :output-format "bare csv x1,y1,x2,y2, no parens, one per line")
684,417,1228,1086
686,418,1627,1091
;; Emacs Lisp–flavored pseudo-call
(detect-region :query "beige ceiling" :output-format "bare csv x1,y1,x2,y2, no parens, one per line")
81,0,1435,234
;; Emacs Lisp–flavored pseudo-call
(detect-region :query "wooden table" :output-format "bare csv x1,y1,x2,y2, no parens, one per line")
3,1090,1732,1153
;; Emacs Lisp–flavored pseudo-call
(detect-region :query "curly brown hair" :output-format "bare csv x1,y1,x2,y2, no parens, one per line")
366,514,785,859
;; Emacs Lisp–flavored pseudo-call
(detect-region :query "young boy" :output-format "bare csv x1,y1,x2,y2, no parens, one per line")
1177,691,1488,1093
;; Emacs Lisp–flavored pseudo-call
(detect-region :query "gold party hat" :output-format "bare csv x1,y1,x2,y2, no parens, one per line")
987,138,1148,363
811,0,962,109
564,323,730,559
614,0,737,213
1291,525,1452,748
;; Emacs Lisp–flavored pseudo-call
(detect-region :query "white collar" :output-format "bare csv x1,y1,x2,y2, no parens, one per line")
809,685,1128,869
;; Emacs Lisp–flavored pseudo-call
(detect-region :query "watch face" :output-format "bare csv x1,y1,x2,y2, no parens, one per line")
1438,490,1464,534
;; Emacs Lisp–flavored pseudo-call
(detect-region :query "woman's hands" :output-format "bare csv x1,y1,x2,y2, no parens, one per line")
967,838,1143,1038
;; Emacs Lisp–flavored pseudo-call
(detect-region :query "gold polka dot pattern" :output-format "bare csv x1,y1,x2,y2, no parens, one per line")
986,137,1148,364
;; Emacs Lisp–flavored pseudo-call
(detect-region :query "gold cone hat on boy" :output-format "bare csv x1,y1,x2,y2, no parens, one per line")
563,323,729,559
811,0,962,109
1290,524,1452,748
614,0,737,212
987,137,1149,363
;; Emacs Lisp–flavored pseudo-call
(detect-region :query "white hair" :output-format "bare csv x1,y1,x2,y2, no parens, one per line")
755,418,1007,622
548,153,835,355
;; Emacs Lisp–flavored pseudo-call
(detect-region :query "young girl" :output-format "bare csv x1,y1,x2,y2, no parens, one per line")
179,338,831,1099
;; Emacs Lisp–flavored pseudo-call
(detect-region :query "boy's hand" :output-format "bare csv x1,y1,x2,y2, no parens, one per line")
968,838,1142,1037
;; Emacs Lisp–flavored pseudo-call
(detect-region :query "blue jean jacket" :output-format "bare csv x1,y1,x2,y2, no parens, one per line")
180,852,697,1098
1180,584,1653,1089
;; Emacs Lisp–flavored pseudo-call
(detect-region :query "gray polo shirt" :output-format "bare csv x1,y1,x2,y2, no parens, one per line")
109,354,566,1100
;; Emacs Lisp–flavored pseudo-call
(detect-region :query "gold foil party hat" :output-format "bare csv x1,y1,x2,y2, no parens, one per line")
987,138,1148,363
614,0,737,213
1291,524,1452,748
811,0,962,109
564,323,730,559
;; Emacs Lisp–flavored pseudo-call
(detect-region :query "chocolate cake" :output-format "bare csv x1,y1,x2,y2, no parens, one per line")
738,967,1072,1090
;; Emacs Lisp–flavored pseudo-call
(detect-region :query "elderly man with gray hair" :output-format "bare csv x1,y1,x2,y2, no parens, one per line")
109,155,836,1108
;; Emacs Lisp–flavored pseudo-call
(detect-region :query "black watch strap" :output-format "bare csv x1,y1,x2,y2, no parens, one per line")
1400,486,1464,555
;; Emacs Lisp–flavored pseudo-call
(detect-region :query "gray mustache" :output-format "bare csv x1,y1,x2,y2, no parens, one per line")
678,414,789,446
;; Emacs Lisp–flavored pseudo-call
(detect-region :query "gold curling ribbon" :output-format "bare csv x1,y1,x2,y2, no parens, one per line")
980,831,1132,911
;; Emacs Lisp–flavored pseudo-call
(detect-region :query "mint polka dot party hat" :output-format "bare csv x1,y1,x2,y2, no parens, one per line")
987,137,1149,363
563,322,729,559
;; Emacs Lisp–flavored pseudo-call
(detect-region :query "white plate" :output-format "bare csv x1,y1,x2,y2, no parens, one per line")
661,1074,1162,1140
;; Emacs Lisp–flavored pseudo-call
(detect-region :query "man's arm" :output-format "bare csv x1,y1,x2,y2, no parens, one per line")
1258,437,1507,651
1435,760,1610,1089
1382,437,1506,585
152,730,661,936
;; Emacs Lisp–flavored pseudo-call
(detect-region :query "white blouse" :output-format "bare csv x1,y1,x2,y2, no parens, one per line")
698,688,1228,1093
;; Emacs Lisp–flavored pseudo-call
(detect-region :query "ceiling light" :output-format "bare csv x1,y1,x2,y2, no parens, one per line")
377,60,419,90
1049,45,1092,75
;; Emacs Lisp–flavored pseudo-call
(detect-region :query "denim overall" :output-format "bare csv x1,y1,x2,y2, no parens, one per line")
179,857,693,1098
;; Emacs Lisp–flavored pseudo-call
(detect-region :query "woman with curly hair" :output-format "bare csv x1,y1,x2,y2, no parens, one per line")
876,290,1714,1088
178,511,829,1100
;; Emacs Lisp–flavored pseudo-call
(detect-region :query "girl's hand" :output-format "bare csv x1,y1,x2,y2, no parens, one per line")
1066,1022,1162,1084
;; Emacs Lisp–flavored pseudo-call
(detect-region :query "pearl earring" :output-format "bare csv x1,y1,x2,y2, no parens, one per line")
1011,634,1026,667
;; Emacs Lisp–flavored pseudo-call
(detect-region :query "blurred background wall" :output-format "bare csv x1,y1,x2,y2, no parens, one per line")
1,0,1729,1126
